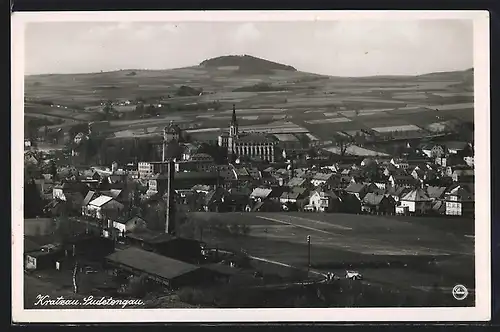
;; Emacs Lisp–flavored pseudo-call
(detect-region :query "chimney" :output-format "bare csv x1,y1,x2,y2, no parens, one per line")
165,159,176,234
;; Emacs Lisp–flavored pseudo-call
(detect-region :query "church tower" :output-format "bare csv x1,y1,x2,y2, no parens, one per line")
227,104,239,160
229,104,238,137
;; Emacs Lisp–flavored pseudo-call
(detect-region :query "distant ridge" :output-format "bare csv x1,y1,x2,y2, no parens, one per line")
200,54,297,75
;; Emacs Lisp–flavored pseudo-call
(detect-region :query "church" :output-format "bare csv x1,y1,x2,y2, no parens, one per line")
218,105,276,163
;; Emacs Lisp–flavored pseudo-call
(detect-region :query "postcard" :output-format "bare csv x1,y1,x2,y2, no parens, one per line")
11,10,491,323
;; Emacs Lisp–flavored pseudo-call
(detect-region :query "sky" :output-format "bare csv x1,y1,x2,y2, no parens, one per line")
25,20,473,76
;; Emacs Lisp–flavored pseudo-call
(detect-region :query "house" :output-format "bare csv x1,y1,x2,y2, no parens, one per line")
52,181,89,201
101,189,126,203
214,164,237,182
444,141,470,155
203,188,230,212
444,184,474,217
345,183,368,200
107,216,148,238
225,191,251,212
287,177,308,188
445,165,471,177
107,173,128,185
246,167,263,181
305,190,340,212
390,158,410,170
174,171,221,190
436,154,466,167
246,199,281,213
34,178,54,200
388,175,416,188
430,144,446,158
124,230,203,264
464,156,474,167
452,169,474,183
336,191,361,214
138,161,171,178
321,164,340,172
81,190,98,215
25,248,64,271
360,158,377,167
430,200,446,216
410,166,427,181
426,186,447,201
382,163,398,177
420,144,434,158
310,172,337,187
361,193,396,215
398,188,432,215
279,187,309,205
78,170,102,182
249,187,273,202
175,153,215,173
84,195,125,220
385,185,411,203
191,184,212,195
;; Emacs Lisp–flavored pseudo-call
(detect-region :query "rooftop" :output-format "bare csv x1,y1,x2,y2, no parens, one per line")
250,187,273,199
273,133,299,142
125,229,176,244
88,195,114,207
401,188,431,202
345,183,366,193
237,133,275,143
362,193,387,206
106,247,200,280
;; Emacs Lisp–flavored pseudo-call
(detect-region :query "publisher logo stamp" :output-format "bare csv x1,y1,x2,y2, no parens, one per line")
452,284,468,301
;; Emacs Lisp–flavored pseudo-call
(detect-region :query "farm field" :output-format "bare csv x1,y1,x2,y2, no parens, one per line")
25,63,473,154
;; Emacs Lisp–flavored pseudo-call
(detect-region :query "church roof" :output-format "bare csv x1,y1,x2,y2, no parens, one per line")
237,133,274,143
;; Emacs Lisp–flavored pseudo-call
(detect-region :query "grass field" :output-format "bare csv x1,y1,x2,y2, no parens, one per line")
187,212,475,302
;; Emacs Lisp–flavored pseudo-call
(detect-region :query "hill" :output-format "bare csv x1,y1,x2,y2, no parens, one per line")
24,55,474,143
417,68,473,82
200,55,297,75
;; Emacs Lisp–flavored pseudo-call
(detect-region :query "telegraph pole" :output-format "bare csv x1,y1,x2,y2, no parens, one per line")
307,235,311,273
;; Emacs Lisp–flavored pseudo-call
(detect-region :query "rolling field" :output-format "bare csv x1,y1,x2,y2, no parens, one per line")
25,65,473,151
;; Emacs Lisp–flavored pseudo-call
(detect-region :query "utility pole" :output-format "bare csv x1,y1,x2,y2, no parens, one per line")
307,235,311,273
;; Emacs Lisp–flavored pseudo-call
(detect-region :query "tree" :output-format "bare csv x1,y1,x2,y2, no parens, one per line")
335,136,353,157
24,179,44,218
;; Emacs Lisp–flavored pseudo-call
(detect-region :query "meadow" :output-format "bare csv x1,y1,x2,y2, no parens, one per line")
187,212,475,301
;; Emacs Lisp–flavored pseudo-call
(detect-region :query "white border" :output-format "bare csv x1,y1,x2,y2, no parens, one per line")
11,10,491,323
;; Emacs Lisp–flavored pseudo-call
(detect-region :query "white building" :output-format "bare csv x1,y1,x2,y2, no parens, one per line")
398,188,432,215
83,195,125,220
305,191,338,212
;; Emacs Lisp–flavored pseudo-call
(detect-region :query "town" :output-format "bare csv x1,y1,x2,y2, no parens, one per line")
24,98,475,308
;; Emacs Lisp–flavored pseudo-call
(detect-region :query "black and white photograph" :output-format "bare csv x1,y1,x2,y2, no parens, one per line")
11,11,491,322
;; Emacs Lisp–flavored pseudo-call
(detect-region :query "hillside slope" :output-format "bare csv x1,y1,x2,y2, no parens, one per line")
200,55,297,74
